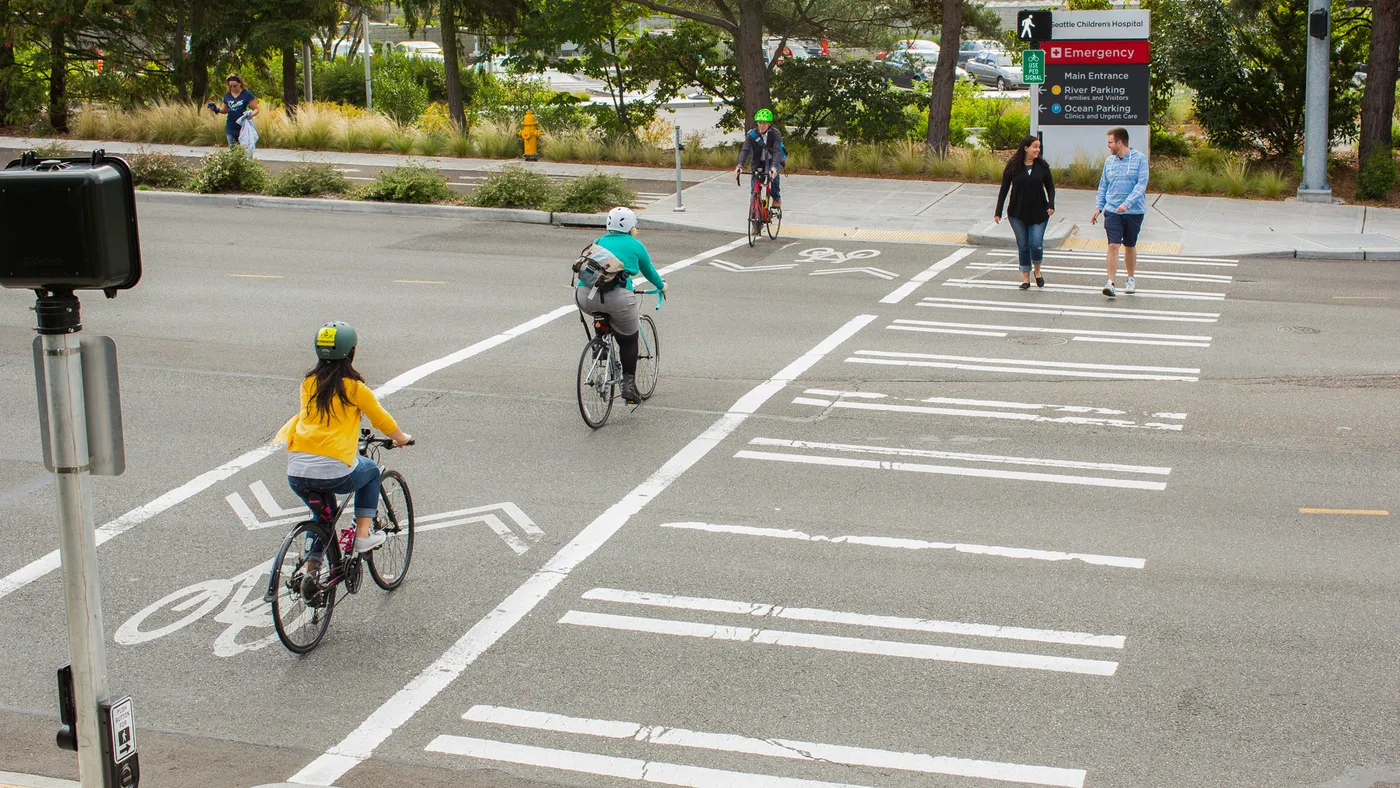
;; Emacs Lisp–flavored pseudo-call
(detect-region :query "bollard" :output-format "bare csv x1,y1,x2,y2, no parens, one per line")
519,110,542,161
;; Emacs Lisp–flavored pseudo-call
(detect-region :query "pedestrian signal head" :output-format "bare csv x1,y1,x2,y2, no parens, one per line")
315,321,358,361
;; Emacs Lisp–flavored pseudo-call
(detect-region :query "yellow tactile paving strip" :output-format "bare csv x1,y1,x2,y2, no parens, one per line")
779,225,969,244
1061,237,1185,255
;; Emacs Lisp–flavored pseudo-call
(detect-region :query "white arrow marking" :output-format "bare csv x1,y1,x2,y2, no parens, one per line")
710,260,799,273
810,267,898,280
225,492,303,531
250,480,304,517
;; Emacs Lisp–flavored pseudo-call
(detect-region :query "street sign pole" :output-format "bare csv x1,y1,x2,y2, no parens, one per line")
36,293,110,788
361,11,373,110
673,125,686,212
1300,0,1332,201
1031,82,1040,139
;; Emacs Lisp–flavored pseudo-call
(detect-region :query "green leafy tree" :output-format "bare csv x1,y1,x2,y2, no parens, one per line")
402,0,527,129
773,58,919,142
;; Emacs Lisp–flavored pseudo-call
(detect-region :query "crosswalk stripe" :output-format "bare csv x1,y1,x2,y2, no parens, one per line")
560,611,1121,675
987,250,1239,266
737,449,1168,489
848,350,1200,382
918,297,1220,323
890,319,1212,344
965,263,1233,284
792,396,1186,430
456,705,1089,787
944,279,1226,301
582,588,1126,648
747,437,1172,475
658,521,1147,569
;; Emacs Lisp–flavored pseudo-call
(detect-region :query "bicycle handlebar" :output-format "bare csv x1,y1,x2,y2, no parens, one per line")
360,430,414,450
635,288,665,310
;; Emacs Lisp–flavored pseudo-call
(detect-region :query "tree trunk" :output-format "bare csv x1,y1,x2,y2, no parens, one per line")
48,22,68,132
0,0,14,124
926,0,964,156
174,7,189,102
1359,0,1400,165
734,0,771,129
190,0,210,102
282,45,299,116
441,0,466,129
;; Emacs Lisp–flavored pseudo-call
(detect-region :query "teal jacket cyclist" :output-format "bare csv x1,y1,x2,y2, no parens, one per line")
736,108,785,209
574,206,666,403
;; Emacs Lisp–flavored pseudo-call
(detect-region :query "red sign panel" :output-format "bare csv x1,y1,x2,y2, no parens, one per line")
1044,40,1150,64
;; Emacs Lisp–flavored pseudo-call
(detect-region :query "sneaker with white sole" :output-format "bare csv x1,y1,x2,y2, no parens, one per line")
354,531,387,553
1103,280,1116,297
1125,276,1136,294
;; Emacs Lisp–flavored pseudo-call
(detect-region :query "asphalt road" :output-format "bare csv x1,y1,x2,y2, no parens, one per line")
1,204,1397,788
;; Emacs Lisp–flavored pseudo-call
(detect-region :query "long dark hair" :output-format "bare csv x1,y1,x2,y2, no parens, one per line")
304,352,363,423
1003,135,1042,178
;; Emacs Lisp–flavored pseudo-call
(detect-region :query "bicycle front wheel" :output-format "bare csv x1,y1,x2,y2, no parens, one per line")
635,314,660,400
271,522,337,654
766,193,781,240
368,470,415,590
747,193,761,247
577,337,614,429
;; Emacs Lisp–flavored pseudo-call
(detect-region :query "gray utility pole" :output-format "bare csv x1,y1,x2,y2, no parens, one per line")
673,125,686,212
1299,0,1332,201
38,295,110,788
303,42,314,103
362,11,373,110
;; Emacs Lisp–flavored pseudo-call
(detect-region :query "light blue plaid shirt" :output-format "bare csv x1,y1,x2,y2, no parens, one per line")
1095,148,1148,215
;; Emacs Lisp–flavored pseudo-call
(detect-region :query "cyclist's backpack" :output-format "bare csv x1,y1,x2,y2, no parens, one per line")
747,129,787,161
572,242,627,299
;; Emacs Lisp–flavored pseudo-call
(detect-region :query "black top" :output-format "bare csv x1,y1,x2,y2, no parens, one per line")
995,158,1056,225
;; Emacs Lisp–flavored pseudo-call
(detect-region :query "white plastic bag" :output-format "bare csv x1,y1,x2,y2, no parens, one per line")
237,115,259,152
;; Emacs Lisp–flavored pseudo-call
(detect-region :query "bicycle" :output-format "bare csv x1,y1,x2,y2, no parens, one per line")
265,429,415,654
576,288,663,429
738,168,781,247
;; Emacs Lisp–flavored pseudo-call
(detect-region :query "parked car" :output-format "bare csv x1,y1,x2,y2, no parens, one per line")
965,52,1025,91
393,40,445,61
878,50,968,89
958,39,1005,66
763,37,810,64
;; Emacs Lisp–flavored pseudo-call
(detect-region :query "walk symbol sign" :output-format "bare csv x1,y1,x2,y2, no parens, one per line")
1017,11,1053,42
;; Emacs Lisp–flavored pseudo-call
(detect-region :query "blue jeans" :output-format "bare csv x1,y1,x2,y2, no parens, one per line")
1008,218,1047,272
288,455,381,520
226,129,239,146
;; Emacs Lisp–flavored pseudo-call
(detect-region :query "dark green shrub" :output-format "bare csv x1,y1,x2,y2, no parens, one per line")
549,172,638,213
375,69,431,125
129,150,193,190
264,162,352,197
468,165,555,209
30,140,76,158
189,146,268,193
1151,128,1192,157
1357,149,1397,200
359,163,453,203
980,110,1030,150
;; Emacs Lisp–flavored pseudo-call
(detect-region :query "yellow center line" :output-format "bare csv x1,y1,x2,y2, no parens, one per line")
230,274,283,279
394,279,447,284
1332,296,1390,300
1298,508,1390,515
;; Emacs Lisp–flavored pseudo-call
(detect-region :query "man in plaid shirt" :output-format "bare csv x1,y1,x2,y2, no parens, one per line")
1091,127,1149,298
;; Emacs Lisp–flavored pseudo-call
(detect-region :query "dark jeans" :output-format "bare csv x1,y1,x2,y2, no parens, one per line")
288,455,381,520
1008,217,1047,272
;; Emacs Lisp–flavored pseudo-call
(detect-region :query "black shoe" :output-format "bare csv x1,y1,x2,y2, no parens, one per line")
1019,281,1031,290
1035,276,1045,288
620,374,641,404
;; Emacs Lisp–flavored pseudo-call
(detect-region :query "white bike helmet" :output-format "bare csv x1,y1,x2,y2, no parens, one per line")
606,206,638,234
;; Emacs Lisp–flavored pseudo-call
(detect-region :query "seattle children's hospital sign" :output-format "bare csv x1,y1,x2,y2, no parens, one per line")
1036,10,1151,167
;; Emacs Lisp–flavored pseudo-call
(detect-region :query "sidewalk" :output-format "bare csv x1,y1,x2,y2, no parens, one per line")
5,135,1399,259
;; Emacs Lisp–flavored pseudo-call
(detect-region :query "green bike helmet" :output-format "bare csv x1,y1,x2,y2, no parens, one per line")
314,321,358,361
754,108,774,122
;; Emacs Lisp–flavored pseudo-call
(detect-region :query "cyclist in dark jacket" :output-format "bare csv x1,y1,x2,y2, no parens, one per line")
735,108,786,209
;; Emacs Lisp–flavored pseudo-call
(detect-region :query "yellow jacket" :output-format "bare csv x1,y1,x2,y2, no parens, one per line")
275,377,399,466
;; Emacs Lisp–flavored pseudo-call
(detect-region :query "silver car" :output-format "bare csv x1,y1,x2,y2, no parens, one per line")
965,52,1025,91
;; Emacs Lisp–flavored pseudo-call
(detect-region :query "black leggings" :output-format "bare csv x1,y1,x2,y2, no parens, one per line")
616,330,638,376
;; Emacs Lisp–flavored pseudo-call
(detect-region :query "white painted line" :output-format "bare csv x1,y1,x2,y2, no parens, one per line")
988,250,1238,266
0,237,749,606
460,705,1088,787
891,319,1212,343
250,480,303,517
919,297,1220,323
809,267,898,280
747,437,1172,475
880,247,975,304
944,278,1226,301
560,611,1120,675
894,327,1009,337
583,588,1126,648
658,521,1147,569
965,263,1233,284
1071,336,1210,348
847,351,1199,382
288,313,876,785
792,397,1183,431
854,351,1199,375
736,450,1168,490
426,735,879,788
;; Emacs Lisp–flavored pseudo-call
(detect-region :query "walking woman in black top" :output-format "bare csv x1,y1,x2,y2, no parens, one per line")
994,135,1056,290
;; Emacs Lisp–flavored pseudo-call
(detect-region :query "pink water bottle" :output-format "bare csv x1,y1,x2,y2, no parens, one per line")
337,526,355,556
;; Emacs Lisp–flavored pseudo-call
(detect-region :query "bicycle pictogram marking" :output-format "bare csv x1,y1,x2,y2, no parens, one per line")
795,247,882,265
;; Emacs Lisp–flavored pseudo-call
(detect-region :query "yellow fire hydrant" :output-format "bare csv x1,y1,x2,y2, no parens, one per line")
519,110,542,161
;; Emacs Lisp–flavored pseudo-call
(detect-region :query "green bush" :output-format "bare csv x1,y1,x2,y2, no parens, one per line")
359,163,453,203
375,69,431,125
979,108,1030,150
189,146,268,193
30,140,76,158
468,165,555,209
128,150,193,190
1151,128,1192,157
264,162,352,197
549,172,638,213
1357,149,1397,200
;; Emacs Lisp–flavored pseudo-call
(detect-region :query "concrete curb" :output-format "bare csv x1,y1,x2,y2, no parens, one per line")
0,771,78,788
965,218,1076,250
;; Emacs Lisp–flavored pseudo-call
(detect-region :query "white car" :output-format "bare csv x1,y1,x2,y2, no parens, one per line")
893,39,940,60
394,41,445,61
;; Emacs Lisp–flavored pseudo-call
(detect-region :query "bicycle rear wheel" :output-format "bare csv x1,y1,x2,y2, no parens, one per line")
271,522,337,654
766,191,781,240
635,314,660,400
368,470,415,590
577,337,614,429
747,193,761,247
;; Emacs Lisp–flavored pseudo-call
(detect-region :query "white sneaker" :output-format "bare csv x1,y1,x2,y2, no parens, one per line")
1125,276,1136,294
354,531,387,553
1102,280,1116,297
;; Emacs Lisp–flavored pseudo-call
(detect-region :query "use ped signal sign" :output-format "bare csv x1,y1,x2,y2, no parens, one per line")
1022,48,1046,84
